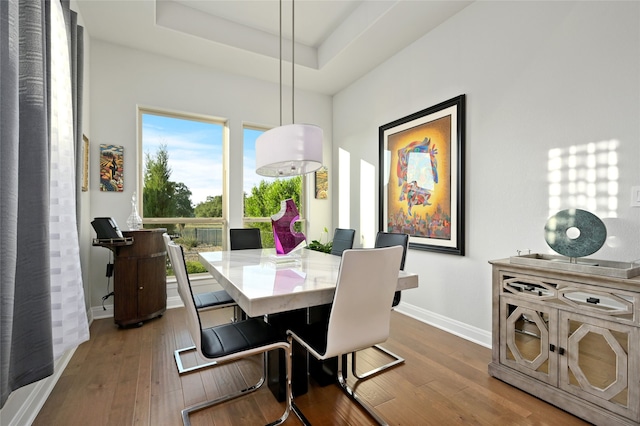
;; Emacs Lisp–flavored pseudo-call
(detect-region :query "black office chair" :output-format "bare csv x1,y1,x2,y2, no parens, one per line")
164,233,239,374
330,228,355,256
287,246,404,425
166,241,302,426
351,231,409,380
229,228,262,250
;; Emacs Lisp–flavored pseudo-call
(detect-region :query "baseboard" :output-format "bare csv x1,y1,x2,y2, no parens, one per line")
89,284,492,348
395,302,492,348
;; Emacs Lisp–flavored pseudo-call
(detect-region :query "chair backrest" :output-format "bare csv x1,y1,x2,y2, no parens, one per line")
323,246,403,358
166,241,203,353
230,228,262,250
374,232,408,270
330,228,356,256
162,232,172,252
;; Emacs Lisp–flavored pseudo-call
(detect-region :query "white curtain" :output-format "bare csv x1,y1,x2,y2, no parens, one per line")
49,0,89,358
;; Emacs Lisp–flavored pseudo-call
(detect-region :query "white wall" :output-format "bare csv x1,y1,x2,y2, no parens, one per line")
87,40,333,308
333,1,640,345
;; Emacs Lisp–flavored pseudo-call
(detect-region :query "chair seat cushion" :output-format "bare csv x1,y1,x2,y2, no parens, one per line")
193,290,235,309
201,318,285,358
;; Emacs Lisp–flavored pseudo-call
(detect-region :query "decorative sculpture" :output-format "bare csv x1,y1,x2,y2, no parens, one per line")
544,209,606,258
271,199,306,254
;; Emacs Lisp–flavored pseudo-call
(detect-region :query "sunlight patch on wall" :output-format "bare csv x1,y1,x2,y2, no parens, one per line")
360,160,375,248
548,139,619,219
338,148,350,228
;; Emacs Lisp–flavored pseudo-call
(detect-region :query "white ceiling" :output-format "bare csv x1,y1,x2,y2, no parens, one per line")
76,0,473,95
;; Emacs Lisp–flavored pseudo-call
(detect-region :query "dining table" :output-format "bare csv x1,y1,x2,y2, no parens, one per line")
198,247,419,400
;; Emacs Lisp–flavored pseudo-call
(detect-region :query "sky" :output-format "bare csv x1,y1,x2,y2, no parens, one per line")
142,113,274,206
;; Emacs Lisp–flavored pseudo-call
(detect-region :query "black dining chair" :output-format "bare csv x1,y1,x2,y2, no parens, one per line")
164,233,238,374
330,228,356,256
351,231,409,380
229,227,262,250
287,246,404,425
166,240,304,426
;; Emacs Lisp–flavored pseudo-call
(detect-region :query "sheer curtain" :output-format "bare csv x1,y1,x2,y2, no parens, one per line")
50,0,89,359
0,0,88,408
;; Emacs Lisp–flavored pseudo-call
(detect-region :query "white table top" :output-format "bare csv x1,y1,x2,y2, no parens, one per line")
199,248,419,317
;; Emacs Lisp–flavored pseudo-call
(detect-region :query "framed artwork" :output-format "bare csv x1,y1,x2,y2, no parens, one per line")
379,95,465,255
315,166,328,199
81,134,89,192
99,144,124,192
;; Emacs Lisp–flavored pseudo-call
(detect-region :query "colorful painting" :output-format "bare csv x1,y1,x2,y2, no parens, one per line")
315,166,328,199
99,144,124,192
379,95,465,255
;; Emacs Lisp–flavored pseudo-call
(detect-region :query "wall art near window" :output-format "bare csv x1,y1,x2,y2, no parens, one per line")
379,95,465,255
82,134,89,192
99,144,124,192
315,166,328,199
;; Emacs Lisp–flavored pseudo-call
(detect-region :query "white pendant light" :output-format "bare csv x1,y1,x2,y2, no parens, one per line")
255,0,323,177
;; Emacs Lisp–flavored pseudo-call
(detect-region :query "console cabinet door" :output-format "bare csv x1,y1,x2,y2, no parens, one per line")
137,255,167,319
113,257,138,324
558,311,640,422
500,295,559,386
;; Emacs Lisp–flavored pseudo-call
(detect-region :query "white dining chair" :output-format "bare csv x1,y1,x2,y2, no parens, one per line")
351,231,409,380
166,240,305,425
287,246,404,425
163,233,238,374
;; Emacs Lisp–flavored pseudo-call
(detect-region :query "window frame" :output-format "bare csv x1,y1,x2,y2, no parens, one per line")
137,106,228,231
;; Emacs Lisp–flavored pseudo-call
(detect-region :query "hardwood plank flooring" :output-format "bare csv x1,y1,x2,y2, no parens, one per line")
33,308,590,425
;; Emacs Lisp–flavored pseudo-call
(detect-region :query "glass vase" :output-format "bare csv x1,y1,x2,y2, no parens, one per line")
126,192,143,231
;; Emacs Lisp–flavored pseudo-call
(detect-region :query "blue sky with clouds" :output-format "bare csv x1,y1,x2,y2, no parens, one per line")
142,113,274,206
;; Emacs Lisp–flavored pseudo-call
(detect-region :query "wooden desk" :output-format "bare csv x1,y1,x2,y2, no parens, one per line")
199,248,419,400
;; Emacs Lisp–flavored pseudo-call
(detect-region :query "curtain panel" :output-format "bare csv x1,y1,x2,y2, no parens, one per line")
0,0,89,408
0,0,54,408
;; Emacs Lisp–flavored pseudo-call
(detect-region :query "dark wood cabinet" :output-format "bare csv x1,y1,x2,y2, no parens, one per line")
95,229,167,327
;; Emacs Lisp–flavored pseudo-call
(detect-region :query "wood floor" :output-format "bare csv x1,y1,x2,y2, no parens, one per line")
34,307,590,425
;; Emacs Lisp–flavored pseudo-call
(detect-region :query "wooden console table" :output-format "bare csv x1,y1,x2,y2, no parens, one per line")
94,228,167,327
488,258,640,426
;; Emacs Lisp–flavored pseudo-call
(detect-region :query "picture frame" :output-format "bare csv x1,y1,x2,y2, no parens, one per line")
81,134,89,192
315,166,328,199
99,144,124,192
379,95,465,255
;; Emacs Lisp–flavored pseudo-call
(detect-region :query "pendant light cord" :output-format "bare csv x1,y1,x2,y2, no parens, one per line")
279,0,282,126
278,0,296,126
291,0,295,124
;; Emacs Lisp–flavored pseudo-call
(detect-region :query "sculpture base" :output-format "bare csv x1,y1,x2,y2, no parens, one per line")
510,253,640,279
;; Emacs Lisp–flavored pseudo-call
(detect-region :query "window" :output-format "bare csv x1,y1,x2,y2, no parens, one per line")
242,126,304,247
139,108,225,272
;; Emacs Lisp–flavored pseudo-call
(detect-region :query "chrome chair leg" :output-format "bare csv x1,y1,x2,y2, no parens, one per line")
182,349,306,426
338,354,388,425
174,345,218,374
351,344,405,380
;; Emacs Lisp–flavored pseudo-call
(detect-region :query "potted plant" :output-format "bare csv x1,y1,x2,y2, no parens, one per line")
306,227,332,253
